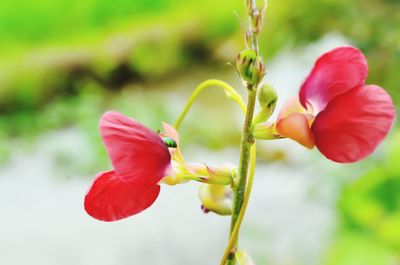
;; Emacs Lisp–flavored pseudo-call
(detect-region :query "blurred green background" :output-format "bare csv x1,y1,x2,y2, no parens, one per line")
0,0,399,264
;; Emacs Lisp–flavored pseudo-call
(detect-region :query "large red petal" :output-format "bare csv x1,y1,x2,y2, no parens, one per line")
299,46,368,112
312,85,396,163
100,111,171,187
84,171,161,222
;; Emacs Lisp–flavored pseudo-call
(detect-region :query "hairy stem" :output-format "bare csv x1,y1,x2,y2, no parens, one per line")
221,86,257,265
220,144,256,265
174,79,246,130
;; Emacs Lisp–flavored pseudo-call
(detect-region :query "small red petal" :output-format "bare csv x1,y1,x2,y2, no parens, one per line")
84,170,160,222
312,85,396,163
299,46,368,112
100,111,171,187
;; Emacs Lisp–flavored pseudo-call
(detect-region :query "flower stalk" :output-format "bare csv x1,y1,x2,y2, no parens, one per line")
222,86,257,265
221,0,267,264
220,144,256,264
231,86,257,226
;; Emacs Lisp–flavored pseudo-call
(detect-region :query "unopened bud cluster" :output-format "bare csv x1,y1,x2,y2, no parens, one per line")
236,49,265,87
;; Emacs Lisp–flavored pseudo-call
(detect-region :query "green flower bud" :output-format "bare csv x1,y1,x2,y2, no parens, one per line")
237,49,265,87
258,83,277,109
199,184,232,216
253,83,278,124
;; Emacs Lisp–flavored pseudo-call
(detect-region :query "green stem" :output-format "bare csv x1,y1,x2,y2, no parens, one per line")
174,79,246,130
219,144,256,265
222,86,257,265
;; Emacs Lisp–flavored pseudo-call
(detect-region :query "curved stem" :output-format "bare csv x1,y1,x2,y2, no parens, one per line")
220,144,256,265
174,79,246,130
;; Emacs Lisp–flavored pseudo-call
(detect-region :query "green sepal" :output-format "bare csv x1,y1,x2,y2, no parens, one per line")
253,122,279,140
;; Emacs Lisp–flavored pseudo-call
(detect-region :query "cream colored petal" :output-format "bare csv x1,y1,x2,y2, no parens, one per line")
277,96,311,121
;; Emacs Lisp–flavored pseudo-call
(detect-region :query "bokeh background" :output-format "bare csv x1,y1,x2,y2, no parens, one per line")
0,0,399,264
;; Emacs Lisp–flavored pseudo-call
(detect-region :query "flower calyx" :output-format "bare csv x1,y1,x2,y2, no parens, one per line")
163,162,236,186
252,121,281,140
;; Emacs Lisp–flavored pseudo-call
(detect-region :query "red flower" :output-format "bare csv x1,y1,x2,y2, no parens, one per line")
276,46,396,163
84,111,172,221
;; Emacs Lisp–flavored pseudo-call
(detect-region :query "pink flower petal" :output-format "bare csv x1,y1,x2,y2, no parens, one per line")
299,46,368,112
100,111,171,187
84,171,161,222
312,85,396,163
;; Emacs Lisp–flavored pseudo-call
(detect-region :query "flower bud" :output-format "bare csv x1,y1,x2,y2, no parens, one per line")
199,184,233,216
258,83,277,108
253,83,278,124
237,49,265,87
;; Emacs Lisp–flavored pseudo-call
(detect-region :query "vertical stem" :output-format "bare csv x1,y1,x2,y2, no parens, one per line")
221,1,267,264
226,86,257,265
219,145,256,265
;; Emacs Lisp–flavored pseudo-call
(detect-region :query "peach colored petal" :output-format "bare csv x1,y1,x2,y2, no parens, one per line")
276,113,315,149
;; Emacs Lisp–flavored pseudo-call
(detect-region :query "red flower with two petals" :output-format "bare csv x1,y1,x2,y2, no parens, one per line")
276,46,396,162
84,111,172,221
